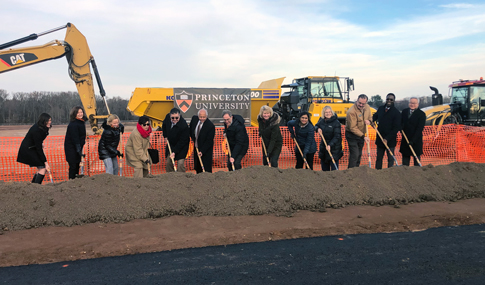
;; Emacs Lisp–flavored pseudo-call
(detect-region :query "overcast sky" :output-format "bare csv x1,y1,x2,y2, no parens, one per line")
1,0,484,101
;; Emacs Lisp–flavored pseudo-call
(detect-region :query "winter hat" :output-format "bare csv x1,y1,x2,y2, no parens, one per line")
138,115,150,125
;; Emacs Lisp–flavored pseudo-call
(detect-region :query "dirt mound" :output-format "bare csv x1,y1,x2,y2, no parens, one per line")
1,162,484,232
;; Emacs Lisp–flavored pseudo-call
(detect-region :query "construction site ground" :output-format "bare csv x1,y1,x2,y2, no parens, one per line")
1,161,484,268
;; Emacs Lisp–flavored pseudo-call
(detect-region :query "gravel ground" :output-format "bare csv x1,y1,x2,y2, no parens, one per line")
1,162,484,233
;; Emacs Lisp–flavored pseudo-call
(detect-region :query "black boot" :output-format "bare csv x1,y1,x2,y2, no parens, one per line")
31,173,38,183
34,174,45,184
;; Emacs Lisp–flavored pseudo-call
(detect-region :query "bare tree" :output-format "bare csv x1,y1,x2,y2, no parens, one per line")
0,90,136,124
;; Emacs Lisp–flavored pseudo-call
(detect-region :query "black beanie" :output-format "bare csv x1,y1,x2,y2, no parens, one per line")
138,115,150,125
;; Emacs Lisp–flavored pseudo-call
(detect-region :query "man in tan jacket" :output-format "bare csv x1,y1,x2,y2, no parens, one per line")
345,94,372,168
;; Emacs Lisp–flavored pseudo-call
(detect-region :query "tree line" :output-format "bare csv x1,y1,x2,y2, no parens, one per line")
0,90,136,124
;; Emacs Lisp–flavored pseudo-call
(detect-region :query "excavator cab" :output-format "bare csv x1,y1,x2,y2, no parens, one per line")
274,76,355,125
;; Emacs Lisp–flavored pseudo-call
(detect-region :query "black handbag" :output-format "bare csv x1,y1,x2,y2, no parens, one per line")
147,147,159,164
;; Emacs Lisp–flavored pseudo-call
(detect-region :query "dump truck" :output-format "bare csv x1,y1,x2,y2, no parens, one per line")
126,77,285,128
425,77,485,126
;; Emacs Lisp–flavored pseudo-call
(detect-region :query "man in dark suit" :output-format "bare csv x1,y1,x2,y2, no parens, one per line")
400,97,426,166
372,93,401,169
190,109,215,173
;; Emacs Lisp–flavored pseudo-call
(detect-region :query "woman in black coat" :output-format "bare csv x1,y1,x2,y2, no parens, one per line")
287,111,317,170
98,114,124,175
17,113,52,184
257,105,283,168
64,106,87,179
315,106,343,171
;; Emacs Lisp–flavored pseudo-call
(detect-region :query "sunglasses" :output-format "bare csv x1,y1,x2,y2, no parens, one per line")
386,98,394,101
142,123,150,126
171,117,180,120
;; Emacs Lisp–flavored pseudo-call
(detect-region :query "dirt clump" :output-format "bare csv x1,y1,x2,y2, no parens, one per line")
1,162,484,233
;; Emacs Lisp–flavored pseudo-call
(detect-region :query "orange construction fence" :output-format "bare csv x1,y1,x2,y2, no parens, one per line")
1,124,485,184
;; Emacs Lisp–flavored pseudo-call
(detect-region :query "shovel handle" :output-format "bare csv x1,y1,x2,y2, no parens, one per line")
166,139,177,172
196,146,206,173
261,137,271,167
366,125,372,168
401,130,422,167
293,137,310,169
224,137,235,171
318,131,338,171
372,124,400,167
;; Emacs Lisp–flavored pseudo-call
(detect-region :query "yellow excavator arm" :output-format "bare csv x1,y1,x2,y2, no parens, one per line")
0,23,109,134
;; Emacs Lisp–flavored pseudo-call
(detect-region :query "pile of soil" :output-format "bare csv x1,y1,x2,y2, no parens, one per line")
1,162,484,233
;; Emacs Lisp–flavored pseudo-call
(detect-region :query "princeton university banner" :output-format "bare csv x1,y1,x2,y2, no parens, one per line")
173,88,251,125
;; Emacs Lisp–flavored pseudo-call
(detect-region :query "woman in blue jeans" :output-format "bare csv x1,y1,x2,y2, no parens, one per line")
98,114,124,175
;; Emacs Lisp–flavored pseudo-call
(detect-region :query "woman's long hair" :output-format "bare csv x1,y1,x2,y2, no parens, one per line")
69,106,87,121
37,113,52,130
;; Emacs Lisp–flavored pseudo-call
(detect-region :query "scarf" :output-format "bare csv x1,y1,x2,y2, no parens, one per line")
136,123,152,138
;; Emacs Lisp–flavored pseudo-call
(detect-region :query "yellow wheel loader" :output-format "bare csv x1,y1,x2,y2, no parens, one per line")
273,76,376,126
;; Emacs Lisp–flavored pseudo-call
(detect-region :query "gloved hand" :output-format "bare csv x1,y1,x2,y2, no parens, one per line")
117,151,124,158
290,133,295,139
408,141,414,146
258,130,262,137
120,124,125,134
144,159,150,164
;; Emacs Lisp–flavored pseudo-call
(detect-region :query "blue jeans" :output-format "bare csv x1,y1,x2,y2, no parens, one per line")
103,157,119,175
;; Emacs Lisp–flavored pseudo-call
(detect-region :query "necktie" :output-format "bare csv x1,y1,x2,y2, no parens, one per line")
195,123,202,147
385,107,389,112
409,110,413,118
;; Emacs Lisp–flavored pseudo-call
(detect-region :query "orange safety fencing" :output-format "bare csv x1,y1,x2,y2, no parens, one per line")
1,124,485,184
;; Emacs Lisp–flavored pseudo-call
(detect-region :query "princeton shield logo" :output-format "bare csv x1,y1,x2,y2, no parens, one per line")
175,90,193,113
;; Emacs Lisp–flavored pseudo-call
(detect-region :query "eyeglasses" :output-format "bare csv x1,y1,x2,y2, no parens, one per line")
171,117,180,120
142,123,150,126
386,98,394,102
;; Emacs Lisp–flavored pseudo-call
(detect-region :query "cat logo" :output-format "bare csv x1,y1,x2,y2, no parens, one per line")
175,90,193,113
10,53,26,65
0,53,38,67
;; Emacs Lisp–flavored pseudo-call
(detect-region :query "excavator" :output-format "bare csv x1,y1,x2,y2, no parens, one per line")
425,77,485,126
0,23,109,134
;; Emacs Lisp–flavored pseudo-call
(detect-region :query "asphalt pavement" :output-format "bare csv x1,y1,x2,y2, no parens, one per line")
1,224,484,284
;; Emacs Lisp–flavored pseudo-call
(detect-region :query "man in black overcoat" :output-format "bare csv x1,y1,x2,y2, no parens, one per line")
372,93,401,169
400,97,426,166
190,109,215,173
161,108,190,172
222,110,249,171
